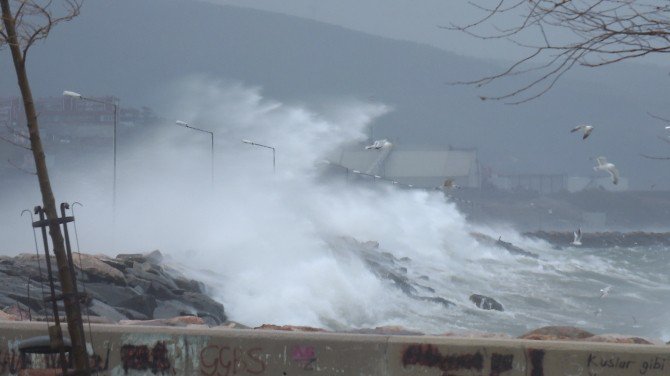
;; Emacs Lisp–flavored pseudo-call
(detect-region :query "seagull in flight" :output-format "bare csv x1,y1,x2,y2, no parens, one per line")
593,156,620,185
365,139,392,150
599,286,611,298
571,124,594,140
571,228,582,246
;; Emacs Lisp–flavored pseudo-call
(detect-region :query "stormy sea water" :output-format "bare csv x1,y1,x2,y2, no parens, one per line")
2,78,668,341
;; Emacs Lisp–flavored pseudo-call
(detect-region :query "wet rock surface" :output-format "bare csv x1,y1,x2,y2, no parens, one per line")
469,294,504,311
470,232,539,258
330,236,456,308
0,251,226,326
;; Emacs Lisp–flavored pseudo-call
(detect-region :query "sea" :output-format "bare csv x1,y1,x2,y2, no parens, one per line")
4,80,668,342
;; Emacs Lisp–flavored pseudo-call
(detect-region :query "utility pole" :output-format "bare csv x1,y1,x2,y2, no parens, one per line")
1,1,90,373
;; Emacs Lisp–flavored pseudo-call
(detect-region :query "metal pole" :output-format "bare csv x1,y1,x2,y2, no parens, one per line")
113,101,117,220
211,132,214,185
272,147,276,174
176,121,215,186
64,93,118,222
242,140,276,174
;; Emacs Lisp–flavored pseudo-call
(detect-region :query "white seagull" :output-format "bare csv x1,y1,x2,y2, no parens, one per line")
572,228,582,246
599,286,612,298
365,139,392,150
593,156,620,185
571,124,594,140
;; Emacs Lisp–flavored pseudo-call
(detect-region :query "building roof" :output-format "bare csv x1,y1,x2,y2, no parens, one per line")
336,150,477,178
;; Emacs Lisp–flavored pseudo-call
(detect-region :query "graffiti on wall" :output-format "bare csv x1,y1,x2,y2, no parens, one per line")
0,342,110,374
401,343,523,375
120,341,173,374
199,344,266,376
291,345,317,370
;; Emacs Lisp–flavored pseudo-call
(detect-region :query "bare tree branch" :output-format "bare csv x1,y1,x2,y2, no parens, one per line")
648,111,670,124
7,158,36,174
0,134,31,150
640,153,670,160
0,0,82,61
5,124,29,139
450,0,670,103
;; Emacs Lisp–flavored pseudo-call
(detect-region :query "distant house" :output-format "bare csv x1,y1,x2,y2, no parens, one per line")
1,96,157,141
488,173,628,193
328,146,480,189
489,173,568,194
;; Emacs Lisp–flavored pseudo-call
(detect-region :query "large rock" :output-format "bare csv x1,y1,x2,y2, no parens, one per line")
348,326,424,336
119,315,205,327
0,250,226,326
255,324,327,332
87,299,128,323
519,326,594,341
116,294,157,318
469,294,504,311
73,253,127,285
181,292,226,324
153,299,196,319
583,334,656,345
82,282,140,306
0,310,19,321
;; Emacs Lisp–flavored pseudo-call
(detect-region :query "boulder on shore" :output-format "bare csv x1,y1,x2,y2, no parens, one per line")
469,294,504,311
0,250,226,326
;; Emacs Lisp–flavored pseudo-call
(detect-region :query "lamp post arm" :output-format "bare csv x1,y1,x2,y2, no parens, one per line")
176,121,214,185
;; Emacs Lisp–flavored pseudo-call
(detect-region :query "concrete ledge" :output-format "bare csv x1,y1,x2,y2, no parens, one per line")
0,322,667,375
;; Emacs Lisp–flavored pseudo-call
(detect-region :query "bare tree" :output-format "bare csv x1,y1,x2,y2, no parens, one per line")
450,1,670,103
1,1,90,374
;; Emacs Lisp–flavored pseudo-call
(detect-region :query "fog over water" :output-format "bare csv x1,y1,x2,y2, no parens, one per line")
3,77,668,338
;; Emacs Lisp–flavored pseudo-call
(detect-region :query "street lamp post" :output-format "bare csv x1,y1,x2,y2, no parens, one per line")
175,120,214,184
242,139,275,173
63,90,118,216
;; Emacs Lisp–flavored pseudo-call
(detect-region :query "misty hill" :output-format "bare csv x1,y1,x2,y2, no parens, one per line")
1,0,668,188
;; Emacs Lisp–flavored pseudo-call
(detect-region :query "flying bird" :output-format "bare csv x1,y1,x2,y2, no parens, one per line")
571,124,594,139
599,286,611,298
593,156,620,185
572,228,582,246
365,139,392,150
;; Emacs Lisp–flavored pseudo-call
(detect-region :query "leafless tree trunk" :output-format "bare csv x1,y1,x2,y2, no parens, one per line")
1,1,89,374
449,0,670,103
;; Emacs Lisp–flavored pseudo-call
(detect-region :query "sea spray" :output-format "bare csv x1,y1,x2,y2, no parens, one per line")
4,78,668,338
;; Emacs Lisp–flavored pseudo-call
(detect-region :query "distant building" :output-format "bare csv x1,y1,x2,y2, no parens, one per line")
0,96,157,145
0,96,158,172
489,173,567,194
488,173,628,194
329,146,480,189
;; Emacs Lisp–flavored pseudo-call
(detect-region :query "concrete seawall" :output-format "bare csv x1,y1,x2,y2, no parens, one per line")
0,322,668,375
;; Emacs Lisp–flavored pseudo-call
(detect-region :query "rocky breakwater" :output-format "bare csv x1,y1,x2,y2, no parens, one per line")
524,231,670,248
0,250,226,326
